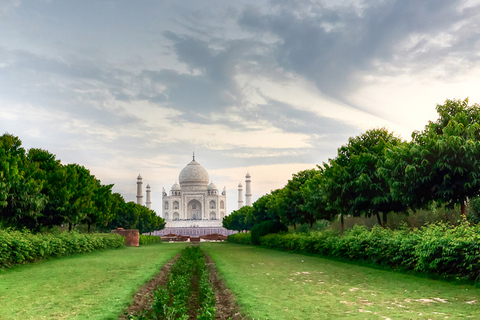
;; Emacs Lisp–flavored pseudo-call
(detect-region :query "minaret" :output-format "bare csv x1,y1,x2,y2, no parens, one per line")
238,182,244,209
136,174,143,205
245,172,252,206
146,184,151,209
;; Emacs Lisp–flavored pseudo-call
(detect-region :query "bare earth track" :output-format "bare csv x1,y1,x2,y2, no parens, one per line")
120,248,244,320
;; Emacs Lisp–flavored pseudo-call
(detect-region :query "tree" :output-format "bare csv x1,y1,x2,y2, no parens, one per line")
300,169,336,225
388,98,480,217
223,205,253,231
0,134,46,229
62,164,97,231
274,169,319,229
322,128,403,229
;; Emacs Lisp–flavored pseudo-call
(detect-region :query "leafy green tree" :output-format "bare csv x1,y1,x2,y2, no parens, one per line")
275,169,319,228
82,181,114,232
27,148,68,229
388,99,480,217
322,128,403,229
223,205,253,231
63,164,97,231
300,169,336,226
0,134,46,229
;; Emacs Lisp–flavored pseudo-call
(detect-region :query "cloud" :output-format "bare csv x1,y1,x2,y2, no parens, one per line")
238,0,480,102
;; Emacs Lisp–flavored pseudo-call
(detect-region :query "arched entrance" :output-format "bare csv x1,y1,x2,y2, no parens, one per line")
187,199,202,220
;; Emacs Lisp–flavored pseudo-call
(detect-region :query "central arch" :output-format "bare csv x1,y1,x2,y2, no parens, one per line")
187,199,202,220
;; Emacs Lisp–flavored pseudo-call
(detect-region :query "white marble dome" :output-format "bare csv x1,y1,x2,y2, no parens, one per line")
208,182,218,190
171,182,181,191
179,159,209,185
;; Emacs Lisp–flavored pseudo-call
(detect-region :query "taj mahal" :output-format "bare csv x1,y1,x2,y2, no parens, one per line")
135,154,251,234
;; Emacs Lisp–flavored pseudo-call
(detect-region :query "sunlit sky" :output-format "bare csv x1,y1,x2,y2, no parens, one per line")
1,0,480,215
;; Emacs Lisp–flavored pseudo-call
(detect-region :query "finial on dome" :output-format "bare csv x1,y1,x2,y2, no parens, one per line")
193,151,195,161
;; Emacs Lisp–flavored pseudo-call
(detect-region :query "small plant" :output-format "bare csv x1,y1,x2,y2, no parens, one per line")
129,245,216,320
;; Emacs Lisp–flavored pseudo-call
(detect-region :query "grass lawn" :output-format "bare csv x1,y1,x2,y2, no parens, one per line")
0,243,187,320
202,242,479,320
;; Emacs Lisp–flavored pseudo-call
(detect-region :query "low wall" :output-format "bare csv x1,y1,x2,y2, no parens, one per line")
111,228,139,247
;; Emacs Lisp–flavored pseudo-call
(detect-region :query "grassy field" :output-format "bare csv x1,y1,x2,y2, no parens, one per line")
202,242,479,320
0,243,187,320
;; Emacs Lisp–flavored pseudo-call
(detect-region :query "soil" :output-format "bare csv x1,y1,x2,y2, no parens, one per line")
204,254,244,320
119,248,244,320
119,253,180,320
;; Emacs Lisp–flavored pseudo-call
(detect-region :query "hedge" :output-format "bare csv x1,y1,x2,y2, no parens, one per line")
0,230,125,268
229,223,480,282
139,235,162,245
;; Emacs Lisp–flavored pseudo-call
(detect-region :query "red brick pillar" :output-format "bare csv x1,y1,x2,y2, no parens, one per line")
111,228,139,247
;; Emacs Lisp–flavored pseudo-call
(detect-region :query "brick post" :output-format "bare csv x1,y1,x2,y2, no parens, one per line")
111,228,139,247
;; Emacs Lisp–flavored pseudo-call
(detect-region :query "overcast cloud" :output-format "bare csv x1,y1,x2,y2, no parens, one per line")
1,0,480,214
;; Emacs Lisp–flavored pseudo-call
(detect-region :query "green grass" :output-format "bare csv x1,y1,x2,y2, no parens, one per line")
0,243,187,320
202,242,479,320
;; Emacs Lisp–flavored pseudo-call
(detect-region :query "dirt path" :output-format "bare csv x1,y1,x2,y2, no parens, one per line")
119,253,180,320
120,248,244,320
205,254,244,320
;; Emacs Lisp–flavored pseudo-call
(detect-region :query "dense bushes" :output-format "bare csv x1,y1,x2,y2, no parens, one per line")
129,245,215,320
227,232,252,245
0,229,125,268
237,223,480,281
251,220,288,245
139,235,162,245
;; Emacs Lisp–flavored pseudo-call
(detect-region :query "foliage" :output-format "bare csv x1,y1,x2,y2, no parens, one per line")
386,99,480,216
227,232,252,245
0,134,46,230
223,205,253,231
0,229,125,268
251,220,288,245
129,245,215,320
139,235,162,245
322,128,404,228
256,222,480,281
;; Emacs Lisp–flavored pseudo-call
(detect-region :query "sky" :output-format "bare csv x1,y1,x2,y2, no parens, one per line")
1,0,480,216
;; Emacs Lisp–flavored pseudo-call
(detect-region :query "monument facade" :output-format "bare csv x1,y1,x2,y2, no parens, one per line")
162,154,226,228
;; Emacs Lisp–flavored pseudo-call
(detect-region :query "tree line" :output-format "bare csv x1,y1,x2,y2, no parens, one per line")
224,99,480,232
0,134,165,233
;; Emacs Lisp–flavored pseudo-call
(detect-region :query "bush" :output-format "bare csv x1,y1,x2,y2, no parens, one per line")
256,222,480,282
251,220,288,245
0,229,125,268
139,235,162,245
227,232,252,245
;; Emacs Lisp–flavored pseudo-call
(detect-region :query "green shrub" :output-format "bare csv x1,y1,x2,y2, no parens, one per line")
139,235,162,245
251,220,288,245
0,230,125,268
227,232,251,245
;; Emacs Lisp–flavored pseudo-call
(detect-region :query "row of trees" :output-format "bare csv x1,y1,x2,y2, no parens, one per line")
0,134,165,233
224,98,480,231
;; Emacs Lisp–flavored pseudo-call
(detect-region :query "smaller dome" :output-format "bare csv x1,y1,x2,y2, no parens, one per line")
238,182,242,188
246,172,251,178
208,181,218,190
137,173,142,179
146,184,151,188
171,182,181,191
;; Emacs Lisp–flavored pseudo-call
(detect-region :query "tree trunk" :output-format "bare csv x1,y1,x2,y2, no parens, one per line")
309,220,313,229
376,212,381,226
68,222,72,232
341,214,344,233
293,223,296,230
87,222,91,233
382,212,387,228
